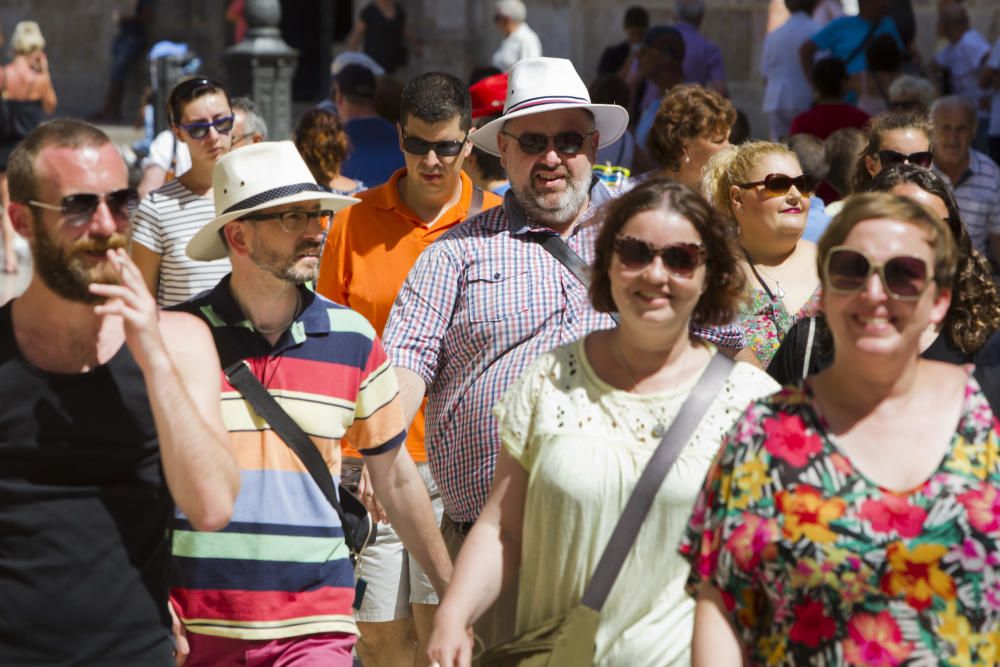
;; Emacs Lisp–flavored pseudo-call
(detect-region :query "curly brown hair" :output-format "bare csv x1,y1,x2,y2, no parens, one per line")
590,178,747,327
850,111,934,194
646,84,736,172
868,165,1000,355
293,109,351,185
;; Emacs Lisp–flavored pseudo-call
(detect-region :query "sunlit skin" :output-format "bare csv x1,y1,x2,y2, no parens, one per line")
865,128,931,177
890,183,949,221
731,152,811,247
932,104,974,172
172,92,233,166
238,201,327,285
669,129,731,191
397,115,472,216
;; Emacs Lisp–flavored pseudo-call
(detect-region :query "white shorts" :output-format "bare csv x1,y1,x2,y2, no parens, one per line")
352,461,443,622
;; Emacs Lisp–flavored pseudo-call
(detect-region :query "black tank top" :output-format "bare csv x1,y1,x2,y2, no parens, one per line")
0,303,173,665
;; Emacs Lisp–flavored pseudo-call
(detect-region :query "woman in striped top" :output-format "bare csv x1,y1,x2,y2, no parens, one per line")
131,77,234,307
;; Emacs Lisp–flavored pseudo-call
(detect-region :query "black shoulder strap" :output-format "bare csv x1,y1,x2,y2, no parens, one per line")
536,234,620,325
468,186,485,219
579,352,735,611
224,360,349,527
844,18,881,68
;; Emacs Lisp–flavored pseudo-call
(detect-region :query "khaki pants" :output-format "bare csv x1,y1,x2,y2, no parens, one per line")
440,514,519,652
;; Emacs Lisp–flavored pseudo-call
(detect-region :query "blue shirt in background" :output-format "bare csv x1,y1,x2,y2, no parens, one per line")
341,116,405,188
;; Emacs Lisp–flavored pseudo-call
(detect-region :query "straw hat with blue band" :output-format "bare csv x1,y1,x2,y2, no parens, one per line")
186,141,360,262
469,57,630,157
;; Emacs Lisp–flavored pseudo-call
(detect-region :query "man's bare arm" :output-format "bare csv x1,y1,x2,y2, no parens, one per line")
395,366,427,430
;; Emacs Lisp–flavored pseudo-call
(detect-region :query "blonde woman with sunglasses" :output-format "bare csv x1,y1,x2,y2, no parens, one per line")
428,179,777,667
703,141,821,368
681,193,1000,666
131,77,234,307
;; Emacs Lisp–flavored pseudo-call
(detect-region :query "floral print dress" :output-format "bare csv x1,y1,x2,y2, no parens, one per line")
741,286,821,368
680,379,1000,666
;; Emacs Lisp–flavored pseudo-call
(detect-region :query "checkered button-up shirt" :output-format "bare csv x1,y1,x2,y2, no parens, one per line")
383,180,744,521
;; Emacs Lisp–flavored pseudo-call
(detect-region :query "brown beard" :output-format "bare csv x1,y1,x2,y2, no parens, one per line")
31,216,128,304
249,236,323,285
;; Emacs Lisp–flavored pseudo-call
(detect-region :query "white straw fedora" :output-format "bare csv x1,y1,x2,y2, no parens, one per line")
186,141,360,261
469,57,630,157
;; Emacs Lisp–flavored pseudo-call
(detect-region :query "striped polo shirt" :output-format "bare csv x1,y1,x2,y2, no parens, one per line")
168,277,405,640
131,179,232,307
934,149,1000,260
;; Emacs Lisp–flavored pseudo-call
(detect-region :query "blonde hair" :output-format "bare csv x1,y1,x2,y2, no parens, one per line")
11,21,45,55
701,140,797,218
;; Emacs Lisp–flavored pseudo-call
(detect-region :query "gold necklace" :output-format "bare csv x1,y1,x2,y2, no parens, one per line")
254,291,301,336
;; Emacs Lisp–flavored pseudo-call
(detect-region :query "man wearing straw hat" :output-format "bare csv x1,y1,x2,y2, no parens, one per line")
170,141,452,665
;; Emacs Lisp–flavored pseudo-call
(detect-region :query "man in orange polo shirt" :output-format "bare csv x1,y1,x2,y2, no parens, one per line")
315,71,501,667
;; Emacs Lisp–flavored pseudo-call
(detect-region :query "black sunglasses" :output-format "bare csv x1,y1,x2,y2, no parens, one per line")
28,188,138,226
242,209,334,233
401,130,468,157
737,173,817,197
824,246,932,300
499,130,596,156
177,114,235,140
876,150,934,169
613,235,707,277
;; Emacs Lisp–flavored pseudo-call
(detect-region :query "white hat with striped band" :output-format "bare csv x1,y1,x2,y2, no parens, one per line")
469,57,630,157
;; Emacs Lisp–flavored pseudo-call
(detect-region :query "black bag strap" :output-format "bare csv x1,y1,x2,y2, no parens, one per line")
844,18,881,69
468,186,485,219
580,352,735,611
224,360,350,529
536,233,620,325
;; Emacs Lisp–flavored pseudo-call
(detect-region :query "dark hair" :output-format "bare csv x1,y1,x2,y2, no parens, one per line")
293,109,351,184
850,110,934,193
375,75,404,125
729,108,751,146
866,33,901,74
868,164,1000,354
8,120,112,204
624,6,650,28
399,72,472,131
824,127,866,196
813,57,847,98
785,0,819,12
469,65,502,86
167,76,231,124
647,84,736,171
590,179,746,326
471,115,506,182
588,74,630,107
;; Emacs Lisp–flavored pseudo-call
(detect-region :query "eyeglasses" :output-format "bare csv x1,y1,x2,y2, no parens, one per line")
230,132,256,148
737,173,817,197
499,131,596,156
401,130,468,157
177,114,235,140
824,246,932,300
876,150,934,169
613,235,706,277
241,209,334,233
28,188,138,226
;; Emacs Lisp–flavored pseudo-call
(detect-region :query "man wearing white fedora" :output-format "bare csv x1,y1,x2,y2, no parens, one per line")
169,141,452,666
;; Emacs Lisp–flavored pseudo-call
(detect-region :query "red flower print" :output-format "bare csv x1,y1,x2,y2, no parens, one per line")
777,485,846,543
763,412,824,467
843,611,913,666
958,485,1000,534
880,542,955,611
859,494,928,538
788,599,837,648
725,513,779,572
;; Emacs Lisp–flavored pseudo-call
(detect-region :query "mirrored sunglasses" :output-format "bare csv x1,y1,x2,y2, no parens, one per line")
824,246,932,300
400,131,468,157
499,131,595,156
242,209,334,233
613,235,706,277
876,150,934,169
177,114,235,140
737,173,817,197
28,188,138,226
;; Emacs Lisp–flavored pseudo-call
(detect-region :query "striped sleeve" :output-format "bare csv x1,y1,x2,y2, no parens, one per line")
131,191,165,254
350,335,406,456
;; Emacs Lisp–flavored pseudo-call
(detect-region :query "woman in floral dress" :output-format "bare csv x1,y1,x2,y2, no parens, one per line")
682,192,1000,666
702,141,821,368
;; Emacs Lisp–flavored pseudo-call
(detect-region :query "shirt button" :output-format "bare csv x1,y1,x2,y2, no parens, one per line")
493,272,501,279
652,423,666,438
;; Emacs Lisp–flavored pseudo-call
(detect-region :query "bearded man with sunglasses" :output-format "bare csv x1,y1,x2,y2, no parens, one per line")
0,120,239,664
316,71,501,667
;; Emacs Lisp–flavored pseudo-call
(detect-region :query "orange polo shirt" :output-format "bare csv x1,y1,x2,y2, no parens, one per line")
316,168,502,462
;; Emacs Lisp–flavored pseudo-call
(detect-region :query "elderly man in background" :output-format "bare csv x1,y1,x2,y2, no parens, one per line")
491,0,542,71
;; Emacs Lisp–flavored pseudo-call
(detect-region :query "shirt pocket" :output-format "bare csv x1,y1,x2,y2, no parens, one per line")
464,263,533,323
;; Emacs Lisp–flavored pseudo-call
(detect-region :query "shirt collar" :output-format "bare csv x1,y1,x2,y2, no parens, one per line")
506,175,611,236
201,274,330,343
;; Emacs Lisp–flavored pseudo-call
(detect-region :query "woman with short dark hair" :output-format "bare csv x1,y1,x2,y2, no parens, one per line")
427,179,777,667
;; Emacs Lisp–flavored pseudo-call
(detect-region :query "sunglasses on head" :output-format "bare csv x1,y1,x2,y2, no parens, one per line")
876,150,934,169
499,130,596,156
737,173,817,197
242,209,334,234
401,130,468,157
824,246,932,300
613,235,707,277
28,188,138,226
177,114,235,140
